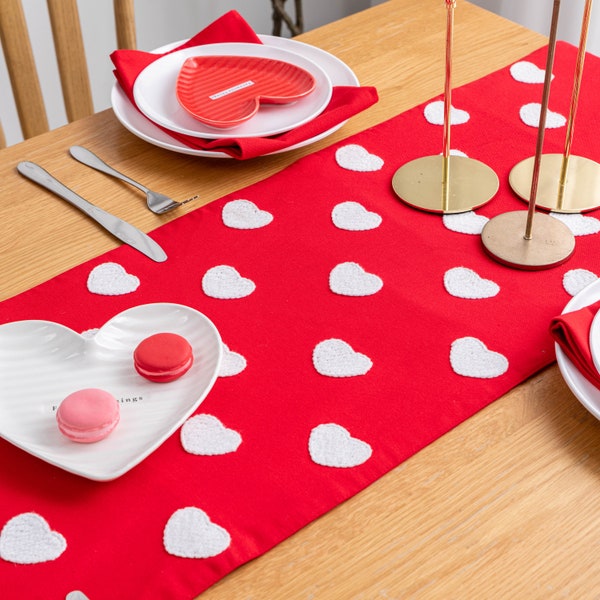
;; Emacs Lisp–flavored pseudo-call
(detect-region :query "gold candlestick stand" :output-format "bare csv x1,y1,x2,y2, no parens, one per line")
509,0,600,212
481,0,575,270
391,0,499,213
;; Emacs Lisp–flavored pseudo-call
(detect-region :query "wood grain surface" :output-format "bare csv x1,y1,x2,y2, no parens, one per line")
3,1,598,598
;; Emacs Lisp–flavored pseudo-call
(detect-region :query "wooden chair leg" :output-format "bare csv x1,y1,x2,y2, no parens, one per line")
270,0,304,37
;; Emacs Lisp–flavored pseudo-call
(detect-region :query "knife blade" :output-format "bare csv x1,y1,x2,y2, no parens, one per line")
17,161,167,263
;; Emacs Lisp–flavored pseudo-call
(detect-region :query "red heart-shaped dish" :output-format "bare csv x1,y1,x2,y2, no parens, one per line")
176,55,316,129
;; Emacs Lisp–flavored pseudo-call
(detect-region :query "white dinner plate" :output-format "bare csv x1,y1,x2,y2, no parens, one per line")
555,278,600,420
589,298,600,377
134,43,332,138
111,34,360,158
0,303,222,481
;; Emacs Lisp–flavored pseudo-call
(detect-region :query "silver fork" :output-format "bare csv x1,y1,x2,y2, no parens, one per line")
69,145,198,214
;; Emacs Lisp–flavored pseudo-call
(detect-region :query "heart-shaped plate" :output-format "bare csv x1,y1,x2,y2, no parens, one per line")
0,303,222,481
132,42,332,139
177,55,316,129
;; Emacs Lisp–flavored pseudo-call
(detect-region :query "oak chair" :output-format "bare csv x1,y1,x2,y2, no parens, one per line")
0,0,136,148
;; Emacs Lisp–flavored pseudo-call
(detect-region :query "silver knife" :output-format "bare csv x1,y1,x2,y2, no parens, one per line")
17,161,167,263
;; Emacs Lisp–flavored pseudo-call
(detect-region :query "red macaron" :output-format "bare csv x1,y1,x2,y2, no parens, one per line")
133,332,194,383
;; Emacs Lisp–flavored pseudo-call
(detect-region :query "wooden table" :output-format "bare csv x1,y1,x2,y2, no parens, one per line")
2,1,599,597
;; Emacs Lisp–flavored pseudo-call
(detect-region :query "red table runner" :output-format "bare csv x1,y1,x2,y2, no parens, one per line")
2,42,600,599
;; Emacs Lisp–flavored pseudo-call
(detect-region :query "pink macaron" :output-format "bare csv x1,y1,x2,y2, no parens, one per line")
133,332,194,383
56,388,120,443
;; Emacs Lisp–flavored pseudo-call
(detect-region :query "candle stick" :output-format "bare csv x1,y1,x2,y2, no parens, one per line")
442,0,456,212
481,0,575,270
391,0,498,214
509,0,600,213
524,0,561,239
557,0,594,210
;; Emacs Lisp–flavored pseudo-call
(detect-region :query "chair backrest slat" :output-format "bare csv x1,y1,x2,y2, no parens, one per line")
0,0,50,140
0,0,136,148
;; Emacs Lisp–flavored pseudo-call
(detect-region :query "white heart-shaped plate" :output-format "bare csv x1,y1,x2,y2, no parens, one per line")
0,303,222,481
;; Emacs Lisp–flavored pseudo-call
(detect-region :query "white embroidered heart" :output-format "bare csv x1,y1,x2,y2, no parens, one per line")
563,268,599,296
219,343,247,377
520,103,566,128
202,265,255,299
444,267,500,299
443,211,489,234
550,212,600,236
66,592,90,600
163,507,230,559
332,201,382,231
510,61,551,84
450,337,509,379
309,423,372,468
329,262,383,296
181,414,242,455
313,338,372,377
424,100,470,125
335,144,384,172
87,262,139,295
222,199,273,229
0,513,66,564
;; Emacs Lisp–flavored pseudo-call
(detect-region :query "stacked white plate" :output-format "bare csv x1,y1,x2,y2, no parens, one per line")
111,35,360,158
555,278,600,420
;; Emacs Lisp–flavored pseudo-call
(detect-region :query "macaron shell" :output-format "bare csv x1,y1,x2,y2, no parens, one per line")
56,388,120,443
135,355,194,382
133,332,194,383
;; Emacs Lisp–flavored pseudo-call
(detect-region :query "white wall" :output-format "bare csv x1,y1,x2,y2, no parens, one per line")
0,0,372,147
469,0,600,57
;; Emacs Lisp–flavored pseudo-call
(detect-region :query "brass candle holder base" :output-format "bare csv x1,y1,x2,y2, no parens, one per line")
481,210,575,270
509,154,600,213
391,155,499,214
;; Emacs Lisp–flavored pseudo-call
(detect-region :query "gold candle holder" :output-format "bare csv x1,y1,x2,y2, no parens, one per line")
509,0,600,213
392,0,499,213
481,0,575,270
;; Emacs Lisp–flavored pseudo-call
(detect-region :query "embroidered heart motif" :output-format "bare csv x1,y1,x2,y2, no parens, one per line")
444,267,500,299
332,201,382,231
0,303,221,480
550,212,600,236
222,199,273,229
563,268,599,296
87,262,140,295
335,144,384,172
163,507,230,558
510,60,551,84
0,513,66,564
180,414,242,455
450,337,509,379
66,592,90,600
424,100,470,125
313,338,373,377
520,103,566,128
176,55,315,128
329,262,383,296
219,343,247,377
443,211,489,235
309,423,372,468
202,265,256,299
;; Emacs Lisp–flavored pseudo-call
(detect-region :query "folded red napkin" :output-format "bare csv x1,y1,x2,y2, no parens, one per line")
550,300,600,388
110,10,378,159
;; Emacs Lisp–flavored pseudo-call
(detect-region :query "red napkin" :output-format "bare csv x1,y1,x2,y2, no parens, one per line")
550,300,600,388
110,10,378,159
